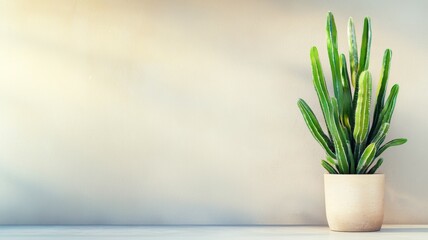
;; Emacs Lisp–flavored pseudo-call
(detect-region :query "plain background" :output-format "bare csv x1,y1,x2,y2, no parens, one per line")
0,0,425,224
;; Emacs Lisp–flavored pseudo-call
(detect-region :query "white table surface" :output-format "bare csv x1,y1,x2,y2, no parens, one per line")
0,225,427,239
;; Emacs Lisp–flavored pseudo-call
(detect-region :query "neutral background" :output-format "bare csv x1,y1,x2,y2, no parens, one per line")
0,0,425,224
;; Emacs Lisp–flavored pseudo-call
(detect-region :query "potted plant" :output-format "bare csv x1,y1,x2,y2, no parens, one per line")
297,12,407,232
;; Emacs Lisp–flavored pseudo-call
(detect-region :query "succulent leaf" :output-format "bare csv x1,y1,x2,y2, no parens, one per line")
329,98,349,173
297,99,335,158
356,143,377,174
322,160,339,174
372,49,392,130
358,17,372,75
370,84,399,140
326,12,343,111
368,158,384,174
371,123,390,147
340,54,353,130
346,140,355,174
381,84,399,124
348,17,359,87
326,155,338,167
310,47,332,139
376,138,407,157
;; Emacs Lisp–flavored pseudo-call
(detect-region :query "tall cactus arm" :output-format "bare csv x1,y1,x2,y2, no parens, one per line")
348,17,359,88
297,99,335,158
376,138,407,157
367,158,384,174
310,47,332,138
322,160,339,174
329,98,349,173
371,123,390,147
356,143,376,174
372,49,392,130
358,17,372,75
326,12,343,109
369,84,399,141
340,54,353,130
352,18,371,124
353,71,372,143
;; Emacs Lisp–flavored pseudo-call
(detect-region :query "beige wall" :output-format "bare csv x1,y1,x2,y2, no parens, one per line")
0,0,425,224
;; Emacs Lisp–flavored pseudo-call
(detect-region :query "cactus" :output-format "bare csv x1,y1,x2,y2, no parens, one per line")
297,12,407,174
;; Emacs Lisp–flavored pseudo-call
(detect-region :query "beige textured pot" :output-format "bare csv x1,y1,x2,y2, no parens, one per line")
324,174,385,232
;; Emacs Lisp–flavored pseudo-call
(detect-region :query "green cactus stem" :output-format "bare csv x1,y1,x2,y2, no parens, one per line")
297,12,406,174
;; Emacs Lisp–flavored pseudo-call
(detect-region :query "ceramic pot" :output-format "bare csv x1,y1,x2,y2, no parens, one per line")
324,174,385,232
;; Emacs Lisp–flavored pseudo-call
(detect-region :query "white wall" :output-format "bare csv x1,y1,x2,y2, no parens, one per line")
0,0,425,224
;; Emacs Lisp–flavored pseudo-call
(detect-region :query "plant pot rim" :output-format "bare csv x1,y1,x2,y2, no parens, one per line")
324,173,384,176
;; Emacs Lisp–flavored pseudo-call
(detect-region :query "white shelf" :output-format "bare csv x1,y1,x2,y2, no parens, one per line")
0,225,427,239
